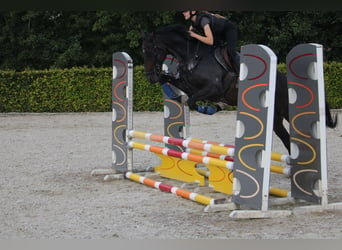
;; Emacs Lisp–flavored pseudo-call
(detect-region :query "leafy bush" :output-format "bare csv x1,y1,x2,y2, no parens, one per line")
323,62,342,108
132,65,163,111
0,62,341,112
0,68,112,112
278,62,342,108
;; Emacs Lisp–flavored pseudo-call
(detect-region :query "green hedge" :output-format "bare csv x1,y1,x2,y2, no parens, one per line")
0,66,164,112
132,65,164,111
0,68,113,112
0,63,341,112
278,62,342,108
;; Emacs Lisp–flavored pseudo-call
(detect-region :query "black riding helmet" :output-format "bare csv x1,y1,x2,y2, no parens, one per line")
189,11,198,18
182,10,198,19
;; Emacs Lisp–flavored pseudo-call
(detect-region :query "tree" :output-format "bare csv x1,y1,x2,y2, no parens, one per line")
230,11,341,62
0,11,340,70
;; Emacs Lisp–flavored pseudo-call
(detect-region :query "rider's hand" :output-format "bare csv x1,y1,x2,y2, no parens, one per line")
188,25,196,36
188,30,195,37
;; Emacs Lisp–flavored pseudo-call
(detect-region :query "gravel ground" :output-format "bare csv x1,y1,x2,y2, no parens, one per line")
1,111,342,239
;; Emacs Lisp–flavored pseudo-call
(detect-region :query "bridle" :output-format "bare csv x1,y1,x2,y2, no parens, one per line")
143,34,167,78
143,29,198,79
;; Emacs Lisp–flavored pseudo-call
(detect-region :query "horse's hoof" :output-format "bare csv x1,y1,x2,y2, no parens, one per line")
197,105,217,115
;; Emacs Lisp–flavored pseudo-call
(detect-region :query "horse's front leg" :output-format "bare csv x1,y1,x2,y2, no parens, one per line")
273,115,290,154
186,96,198,111
187,89,222,115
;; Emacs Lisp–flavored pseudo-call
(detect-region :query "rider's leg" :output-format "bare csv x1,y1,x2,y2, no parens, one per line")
225,29,239,74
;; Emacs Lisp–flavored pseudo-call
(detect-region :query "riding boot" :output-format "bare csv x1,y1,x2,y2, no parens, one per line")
230,51,240,75
162,83,181,99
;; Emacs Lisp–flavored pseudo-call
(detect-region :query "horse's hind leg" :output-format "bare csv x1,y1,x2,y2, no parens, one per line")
273,115,291,154
187,97,197,111
326,101,338,128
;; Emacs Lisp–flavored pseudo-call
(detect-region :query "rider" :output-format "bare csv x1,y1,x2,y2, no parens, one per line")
182,11,239,74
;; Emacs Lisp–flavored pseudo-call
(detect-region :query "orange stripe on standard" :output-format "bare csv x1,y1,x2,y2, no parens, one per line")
240,111,264,140
291,112,315,138
166,122,184,138
113,102,127,123
291,137,316,165
237,144,263,171
113,125,126,145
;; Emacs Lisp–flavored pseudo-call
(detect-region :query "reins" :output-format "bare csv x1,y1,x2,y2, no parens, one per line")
187,38,200,60
144,33,164,77
144,27,200,78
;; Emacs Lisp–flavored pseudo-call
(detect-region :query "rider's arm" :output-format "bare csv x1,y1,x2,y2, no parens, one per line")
189,24,214,45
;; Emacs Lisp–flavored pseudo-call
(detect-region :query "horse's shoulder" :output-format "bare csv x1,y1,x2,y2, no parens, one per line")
157,24,187,36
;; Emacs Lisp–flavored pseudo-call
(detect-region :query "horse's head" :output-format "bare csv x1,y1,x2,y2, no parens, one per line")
142,31,168,84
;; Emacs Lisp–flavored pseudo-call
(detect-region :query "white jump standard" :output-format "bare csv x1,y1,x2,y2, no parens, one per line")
92,43,342,219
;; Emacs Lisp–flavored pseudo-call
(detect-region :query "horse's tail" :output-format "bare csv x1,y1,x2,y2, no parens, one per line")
326,101,338,128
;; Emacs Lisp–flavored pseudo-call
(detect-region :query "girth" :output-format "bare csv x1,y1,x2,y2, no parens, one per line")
214,47,236,73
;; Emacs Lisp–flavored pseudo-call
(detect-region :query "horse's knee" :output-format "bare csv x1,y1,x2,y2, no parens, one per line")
273,118,290,153
187,98,197,111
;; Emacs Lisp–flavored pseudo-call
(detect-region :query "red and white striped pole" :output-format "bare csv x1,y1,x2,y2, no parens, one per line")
128,130,290,164
124,172,223,206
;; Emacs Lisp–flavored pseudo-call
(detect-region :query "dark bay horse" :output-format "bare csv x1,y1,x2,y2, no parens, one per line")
141,24,337,153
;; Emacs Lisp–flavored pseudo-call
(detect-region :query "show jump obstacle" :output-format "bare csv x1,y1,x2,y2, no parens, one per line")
91,44,342,219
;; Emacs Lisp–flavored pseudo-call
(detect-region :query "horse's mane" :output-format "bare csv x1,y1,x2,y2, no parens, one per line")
155,24,189,39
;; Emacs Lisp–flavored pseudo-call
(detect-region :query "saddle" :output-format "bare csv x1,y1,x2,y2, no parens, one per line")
186,47,240,75
214,47,239,75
